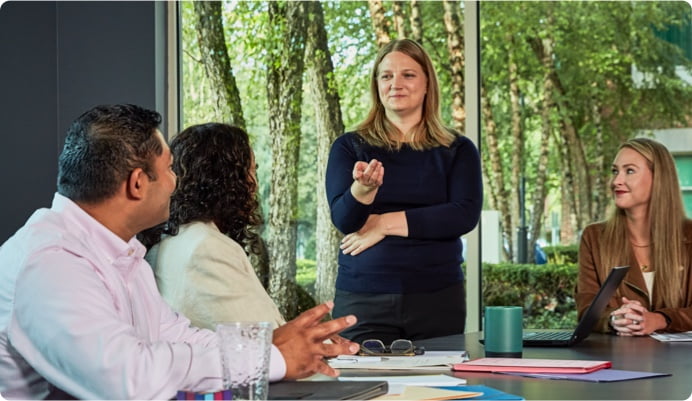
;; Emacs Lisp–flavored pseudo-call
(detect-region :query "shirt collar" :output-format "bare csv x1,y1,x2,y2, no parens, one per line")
51,193,146,268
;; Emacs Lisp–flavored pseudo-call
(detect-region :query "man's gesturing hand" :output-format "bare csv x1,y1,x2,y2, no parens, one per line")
272,301,359,379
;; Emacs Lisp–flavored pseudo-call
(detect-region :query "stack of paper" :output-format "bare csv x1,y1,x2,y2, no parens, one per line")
501,369,671,382
375,386,483,400
452,358,611,374
650,331,692,342
329,351,468,370
339,374,466,395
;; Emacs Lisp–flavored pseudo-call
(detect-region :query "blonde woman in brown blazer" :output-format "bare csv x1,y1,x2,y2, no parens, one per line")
577,138,692,335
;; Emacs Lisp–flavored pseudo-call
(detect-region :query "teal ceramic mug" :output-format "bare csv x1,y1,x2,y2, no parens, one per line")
483,306,523,358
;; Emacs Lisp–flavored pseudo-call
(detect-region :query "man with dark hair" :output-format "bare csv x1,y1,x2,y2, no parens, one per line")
0,104,358,400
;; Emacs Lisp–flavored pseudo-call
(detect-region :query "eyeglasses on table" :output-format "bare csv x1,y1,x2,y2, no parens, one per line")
359,338,425,356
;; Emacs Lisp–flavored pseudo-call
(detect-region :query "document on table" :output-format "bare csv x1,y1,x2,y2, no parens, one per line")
650,331,692,342
375,385,482,400
329,351,469,370
339,374,466,395
501,369,671,382
453,358,611,374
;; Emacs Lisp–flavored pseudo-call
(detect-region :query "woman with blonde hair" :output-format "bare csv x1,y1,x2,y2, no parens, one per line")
326,39,483,343
577,137,692,335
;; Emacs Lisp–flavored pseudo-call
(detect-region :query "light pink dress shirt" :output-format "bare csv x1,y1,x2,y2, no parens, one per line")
0,193,285,399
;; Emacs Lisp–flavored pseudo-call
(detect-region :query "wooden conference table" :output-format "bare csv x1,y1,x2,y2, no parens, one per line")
339,332,692,400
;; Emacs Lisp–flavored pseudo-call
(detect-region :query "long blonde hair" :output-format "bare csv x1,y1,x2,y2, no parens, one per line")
356,39,457,150
600,137,688,308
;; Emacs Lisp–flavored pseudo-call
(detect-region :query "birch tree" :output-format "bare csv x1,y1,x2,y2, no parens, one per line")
192,1,246,128
266,0,308,318
305,0,345,304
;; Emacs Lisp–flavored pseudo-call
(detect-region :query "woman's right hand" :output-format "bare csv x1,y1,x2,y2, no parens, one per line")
350,159,384,205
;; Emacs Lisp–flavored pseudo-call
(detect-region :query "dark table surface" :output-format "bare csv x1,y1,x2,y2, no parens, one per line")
339,331,692,400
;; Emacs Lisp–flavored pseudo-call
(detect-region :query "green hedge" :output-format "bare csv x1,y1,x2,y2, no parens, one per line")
483,262,578,329
542,245,579,264
296,258,317,289
296,259,579,329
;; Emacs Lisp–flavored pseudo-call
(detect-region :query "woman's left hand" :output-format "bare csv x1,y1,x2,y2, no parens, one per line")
610,297,666,336
340,215,385,256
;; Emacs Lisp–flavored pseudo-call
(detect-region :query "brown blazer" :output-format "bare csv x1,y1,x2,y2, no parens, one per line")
576,220,692,333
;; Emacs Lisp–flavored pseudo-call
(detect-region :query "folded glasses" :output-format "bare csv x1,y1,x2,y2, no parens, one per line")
359,338,425,356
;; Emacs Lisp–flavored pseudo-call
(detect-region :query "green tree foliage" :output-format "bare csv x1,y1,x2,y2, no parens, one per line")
179,1,691,312
480,1,691,255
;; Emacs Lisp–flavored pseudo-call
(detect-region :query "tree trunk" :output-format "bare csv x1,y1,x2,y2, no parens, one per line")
529,26,592,240
305,0,344,304
443,0,465,133
369,0,391,47
529,35,556,261
507,34,522,261
194,1,270,278
591,101,610,222
392,1,408,38
266,1,308,319
192,1,246,129
481,83,512,261
409,0,422,43
557,132,579,244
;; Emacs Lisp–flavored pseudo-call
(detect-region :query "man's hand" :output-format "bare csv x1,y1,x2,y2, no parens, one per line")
272,301,359,379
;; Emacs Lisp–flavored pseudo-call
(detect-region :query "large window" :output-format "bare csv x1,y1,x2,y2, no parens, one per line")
478,1,692,328
177,1,691,326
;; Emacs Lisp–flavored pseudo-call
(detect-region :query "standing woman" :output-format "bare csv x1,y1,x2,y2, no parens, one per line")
577,138,692,335
326,39,483,343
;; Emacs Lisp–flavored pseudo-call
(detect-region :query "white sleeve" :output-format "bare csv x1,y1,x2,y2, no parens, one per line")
9,249,223,400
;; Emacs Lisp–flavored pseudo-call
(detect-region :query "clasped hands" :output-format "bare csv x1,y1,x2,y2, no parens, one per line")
609,297,666,336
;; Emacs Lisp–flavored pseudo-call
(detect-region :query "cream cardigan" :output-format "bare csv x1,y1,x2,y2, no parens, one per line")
148,221,285,330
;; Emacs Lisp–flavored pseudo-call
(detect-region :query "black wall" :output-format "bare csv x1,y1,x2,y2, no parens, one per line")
0,1,167,243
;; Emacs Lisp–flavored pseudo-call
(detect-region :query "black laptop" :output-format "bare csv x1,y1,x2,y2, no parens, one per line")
268,380,388,400
521,265,630,346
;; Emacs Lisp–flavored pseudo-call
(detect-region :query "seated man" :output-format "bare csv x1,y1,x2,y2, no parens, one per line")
0,104,358,400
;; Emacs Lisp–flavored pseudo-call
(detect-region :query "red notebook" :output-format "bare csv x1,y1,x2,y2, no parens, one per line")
453,358,612,374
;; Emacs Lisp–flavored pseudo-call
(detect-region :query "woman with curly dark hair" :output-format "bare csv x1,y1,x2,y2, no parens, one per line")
141,123,285,329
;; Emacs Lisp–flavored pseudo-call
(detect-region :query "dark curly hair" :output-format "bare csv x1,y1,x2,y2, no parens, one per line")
139,123,262,252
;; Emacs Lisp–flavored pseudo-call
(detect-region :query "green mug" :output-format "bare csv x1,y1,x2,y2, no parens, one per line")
483,306,523,358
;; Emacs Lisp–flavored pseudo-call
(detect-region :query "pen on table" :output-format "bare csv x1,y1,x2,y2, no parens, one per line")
335,355,382,362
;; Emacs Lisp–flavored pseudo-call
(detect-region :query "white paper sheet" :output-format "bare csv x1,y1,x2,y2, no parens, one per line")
338,374,467,395
650,331,692,342
329,351,469,370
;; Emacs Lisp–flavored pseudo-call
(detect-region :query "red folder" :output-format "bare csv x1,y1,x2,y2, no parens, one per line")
453,358,612,374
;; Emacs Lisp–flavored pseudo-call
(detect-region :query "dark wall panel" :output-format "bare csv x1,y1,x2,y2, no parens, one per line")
0,1,60,242
0,1,164,243
56,1,159,143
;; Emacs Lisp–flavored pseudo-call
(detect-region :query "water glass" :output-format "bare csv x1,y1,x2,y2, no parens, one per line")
217,321,272,400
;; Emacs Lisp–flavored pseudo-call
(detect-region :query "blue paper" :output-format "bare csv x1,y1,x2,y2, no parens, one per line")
500,369,671,382
437,385,524,400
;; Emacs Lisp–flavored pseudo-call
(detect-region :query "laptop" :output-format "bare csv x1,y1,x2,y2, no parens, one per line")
521,265,630,346
268,380,388,400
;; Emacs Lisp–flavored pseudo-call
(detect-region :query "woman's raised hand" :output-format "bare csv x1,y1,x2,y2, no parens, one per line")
351,159,384,205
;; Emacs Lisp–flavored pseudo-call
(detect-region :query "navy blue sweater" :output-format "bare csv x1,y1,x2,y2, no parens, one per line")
326,132,483,293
